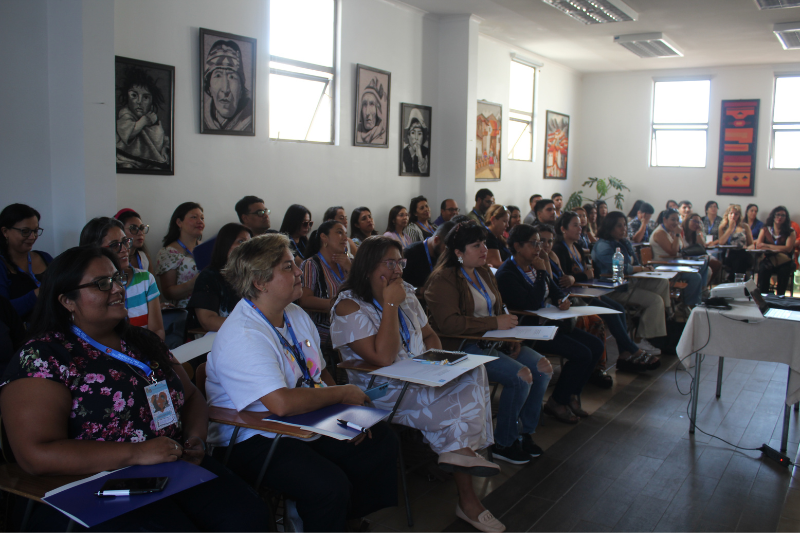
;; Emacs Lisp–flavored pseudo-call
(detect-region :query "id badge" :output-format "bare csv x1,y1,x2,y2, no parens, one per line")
145,380,178,430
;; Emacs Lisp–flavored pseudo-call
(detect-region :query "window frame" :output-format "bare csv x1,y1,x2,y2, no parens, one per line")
649,77,711,168
508,57,538,162
769,73,800,170
267,0,338,145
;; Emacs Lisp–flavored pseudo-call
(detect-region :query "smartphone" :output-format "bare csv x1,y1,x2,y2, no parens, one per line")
96,477,169,496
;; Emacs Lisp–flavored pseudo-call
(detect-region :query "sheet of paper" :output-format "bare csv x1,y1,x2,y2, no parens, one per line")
369,354,497,387
527,305,622,320
170,332,216,363
631,271,678,279
482,326,558,340
655,265,699,273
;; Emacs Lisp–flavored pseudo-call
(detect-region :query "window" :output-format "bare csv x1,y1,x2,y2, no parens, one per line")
508,60,536,161
650,79,710,167
770,75,800,169
269,0,336,143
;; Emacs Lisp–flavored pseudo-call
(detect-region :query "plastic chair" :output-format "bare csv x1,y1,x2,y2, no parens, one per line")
162,308,189,350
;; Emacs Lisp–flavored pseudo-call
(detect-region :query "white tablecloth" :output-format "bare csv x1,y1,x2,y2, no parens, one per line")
676,301,800,405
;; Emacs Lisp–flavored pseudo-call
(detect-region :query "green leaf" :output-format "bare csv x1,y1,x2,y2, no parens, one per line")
565,191,584,211
596,180,608,198
614,192,625,209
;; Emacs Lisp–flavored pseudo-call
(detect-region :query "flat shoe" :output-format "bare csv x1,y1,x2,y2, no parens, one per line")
438,451,500,477
543,400,579,424
456,504,506,532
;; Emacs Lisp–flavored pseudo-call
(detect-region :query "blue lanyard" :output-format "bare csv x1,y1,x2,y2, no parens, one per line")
317,253,344,284
660,223,669,234
176,240,193,257
423,238,434,271
461,267,493,316
243,299,316,385
70,325,155,382
510,256,536,287
550,259,562,280
418,221,434,235
18,252,40,288
472,209,483,220
705,217,714,234
567,244,584,273
372,299,412,353
134,252,143,270
294,239,306,259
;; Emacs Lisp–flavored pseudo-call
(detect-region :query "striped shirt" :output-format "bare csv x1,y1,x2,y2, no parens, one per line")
126,268,160,328
301,255,346,346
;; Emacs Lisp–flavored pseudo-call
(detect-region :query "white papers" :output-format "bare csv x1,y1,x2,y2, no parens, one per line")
490,267,498,275
369,354,498,387
655,266,698,273
527,305,622,320
631,271,678,280
170,332,216,363
482,326,558,340
705,235,713,243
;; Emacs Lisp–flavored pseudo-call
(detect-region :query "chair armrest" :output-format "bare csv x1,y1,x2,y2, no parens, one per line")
207,406,315,439
0,463,88,503
337,360,382,373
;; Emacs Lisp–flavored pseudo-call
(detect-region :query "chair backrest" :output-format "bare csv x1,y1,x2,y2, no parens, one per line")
195,362,207,399
640,246,653,265
162,308,189,349
0,418,16,464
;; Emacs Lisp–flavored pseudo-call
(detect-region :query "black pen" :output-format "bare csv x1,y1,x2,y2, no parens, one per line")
337,419,366,433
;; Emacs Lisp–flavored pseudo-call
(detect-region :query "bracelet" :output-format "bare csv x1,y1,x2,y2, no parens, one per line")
188,436,207,452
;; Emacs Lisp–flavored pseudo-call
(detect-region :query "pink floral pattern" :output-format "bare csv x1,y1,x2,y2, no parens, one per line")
1,331,185,442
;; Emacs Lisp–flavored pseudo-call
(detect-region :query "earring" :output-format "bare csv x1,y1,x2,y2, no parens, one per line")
71,312,75,322
457,256,464,264
324,242,328,248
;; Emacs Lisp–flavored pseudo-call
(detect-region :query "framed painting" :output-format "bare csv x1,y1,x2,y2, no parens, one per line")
476,100,502,181
354,64,390,147
199,28,256,135
717,99,759,196
399,103,431,176
115,56,175,175
544,111,569,179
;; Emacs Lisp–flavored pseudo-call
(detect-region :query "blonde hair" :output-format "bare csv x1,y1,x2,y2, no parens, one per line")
483,204,508,224
223,233,291,301
719,204,743,234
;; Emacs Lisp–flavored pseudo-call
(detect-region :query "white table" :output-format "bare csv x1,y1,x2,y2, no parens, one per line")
677,301,800,452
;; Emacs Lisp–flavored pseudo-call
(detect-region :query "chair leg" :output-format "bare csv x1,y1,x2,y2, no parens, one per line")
20,499,34,532
254,435,282,490
795,402,799,412
222,426,241,466
397,439,413,527
65,520,75,532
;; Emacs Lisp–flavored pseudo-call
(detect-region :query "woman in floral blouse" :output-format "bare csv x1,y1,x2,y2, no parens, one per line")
156,202,204,308
0,245,268,531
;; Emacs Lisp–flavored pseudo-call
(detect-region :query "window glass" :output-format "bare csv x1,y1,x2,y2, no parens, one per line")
650,79,710,167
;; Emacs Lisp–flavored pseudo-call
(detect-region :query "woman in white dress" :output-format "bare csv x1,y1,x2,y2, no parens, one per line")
331,236,505,533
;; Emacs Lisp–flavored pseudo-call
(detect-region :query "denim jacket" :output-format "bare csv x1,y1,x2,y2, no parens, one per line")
591,238,638,276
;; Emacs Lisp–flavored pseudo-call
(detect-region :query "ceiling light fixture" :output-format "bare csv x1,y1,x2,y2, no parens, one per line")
541,0,638,25
774,22,800,49
754,0,800,9
614,33,683,58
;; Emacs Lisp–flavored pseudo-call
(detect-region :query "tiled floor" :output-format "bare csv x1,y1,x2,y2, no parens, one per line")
366,339,800,532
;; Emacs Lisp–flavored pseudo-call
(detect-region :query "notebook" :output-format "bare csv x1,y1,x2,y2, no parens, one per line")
413,349,469,365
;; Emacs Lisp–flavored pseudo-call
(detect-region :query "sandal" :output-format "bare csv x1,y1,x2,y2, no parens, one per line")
617,351,661,373
544,398,579,424
588,369,613,389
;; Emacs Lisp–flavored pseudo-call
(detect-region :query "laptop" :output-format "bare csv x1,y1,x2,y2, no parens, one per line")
751,290,800,322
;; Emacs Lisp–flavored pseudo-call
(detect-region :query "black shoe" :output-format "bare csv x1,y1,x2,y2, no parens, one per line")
588,369,613,389
491,440,531,465
520,434,543,457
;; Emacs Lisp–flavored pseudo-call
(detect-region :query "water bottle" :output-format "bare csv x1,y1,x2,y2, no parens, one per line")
612,247,624,283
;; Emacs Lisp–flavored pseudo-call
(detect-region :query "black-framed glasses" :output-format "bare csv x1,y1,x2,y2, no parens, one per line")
106,238,133,252
10,227,44,238
127,224,149,235
444,207,460,213
379,259,407,270
526,240,543,248
71,271,128,292
301,221,314,229
775,213,787,218
249,209,270,217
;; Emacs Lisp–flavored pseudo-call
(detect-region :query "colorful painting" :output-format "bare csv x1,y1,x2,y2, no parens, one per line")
717,100,759,196
476,100,501,181
544,111,569,179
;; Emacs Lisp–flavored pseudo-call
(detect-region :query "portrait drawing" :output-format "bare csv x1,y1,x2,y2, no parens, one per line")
354,64,390,147
399,104,431,176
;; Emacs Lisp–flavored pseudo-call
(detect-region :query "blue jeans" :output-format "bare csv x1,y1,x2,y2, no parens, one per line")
535,328,603,405
589,295,639,354
464,344,551,448
679,270,705,306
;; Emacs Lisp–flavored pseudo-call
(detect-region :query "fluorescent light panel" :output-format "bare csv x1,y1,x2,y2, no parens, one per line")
774,22,800,49
541,0,638,24
614,33,683,58
754,0,800,9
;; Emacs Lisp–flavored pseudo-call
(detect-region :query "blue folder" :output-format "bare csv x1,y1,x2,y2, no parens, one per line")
266,403,390,440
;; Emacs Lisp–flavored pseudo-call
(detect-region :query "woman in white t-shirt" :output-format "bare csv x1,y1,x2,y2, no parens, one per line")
205,234,398,532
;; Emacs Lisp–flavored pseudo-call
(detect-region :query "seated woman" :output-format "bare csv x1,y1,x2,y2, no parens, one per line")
582,203,599,244
702,201,721,245
755,206,797,295
404,195,437,243
156,202,204,308
484,205,511,268
505,205,521,239
280,204,314,266
627,202,655,244
0,246,269,531
298,220,351,372
205,234,398,532
80,217,165,340
0,203,52,322
552,214,660,373
573,206,592,251
116,208,152,272
592,212,670,343
425,223,553,464
716,204,753,282
746,203,764,240
494,225,603,423
650,209,706,306
187,223,251,332
666,199,679,211
682,212,722,282
383,205,412,247
350,206,377,247
594,199,608,229
323,206,358,256
332,235,506,532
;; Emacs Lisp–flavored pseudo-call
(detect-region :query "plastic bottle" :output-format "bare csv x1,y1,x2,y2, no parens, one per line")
612,248,624,283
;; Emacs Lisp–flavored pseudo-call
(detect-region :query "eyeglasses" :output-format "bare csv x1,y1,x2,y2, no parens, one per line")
397,213,409,218
106,238,133,252
249,209,270,217
526,240,543,248
379,259,407,270
127,224,149,235
444,207,461,213
775,213,787,219
301,221,314,229
9,227,44,238
71,271,128,292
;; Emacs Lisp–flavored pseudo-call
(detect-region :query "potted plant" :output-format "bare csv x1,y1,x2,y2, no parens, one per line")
564,176,630,212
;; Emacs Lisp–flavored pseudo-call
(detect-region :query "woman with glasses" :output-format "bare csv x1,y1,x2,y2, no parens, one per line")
717,204,754,282
755,206,797,295
383,205,412,247
483,205,511,268
651,209,706,306
349,207,377,247
80,217,165,341
116,208,152,272
331,235,505,533
404,196,437,244
323,206,359,256
279,204,313,267
0,203,52,321
582,203,599,244
0,245,270,531
157,202,204,308
187,223,251,333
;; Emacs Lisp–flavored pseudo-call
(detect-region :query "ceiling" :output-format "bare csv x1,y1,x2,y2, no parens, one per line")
397,0,800,72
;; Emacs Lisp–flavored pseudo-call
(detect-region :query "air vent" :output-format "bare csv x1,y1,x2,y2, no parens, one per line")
541,0,638,25
754,0,800,9
614,33,683,58
774,22,800,49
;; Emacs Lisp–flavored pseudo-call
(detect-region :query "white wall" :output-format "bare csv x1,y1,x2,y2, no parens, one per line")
476,35,583,212
574,64,800,220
